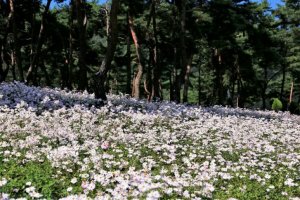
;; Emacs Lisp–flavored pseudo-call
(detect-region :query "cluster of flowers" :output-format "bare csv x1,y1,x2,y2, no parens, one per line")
0,82,299,199
0,81,103,112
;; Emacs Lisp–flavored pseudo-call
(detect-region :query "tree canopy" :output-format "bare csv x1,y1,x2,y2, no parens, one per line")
0,0,299,110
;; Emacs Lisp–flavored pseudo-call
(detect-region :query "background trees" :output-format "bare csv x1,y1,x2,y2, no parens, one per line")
0,0,299,110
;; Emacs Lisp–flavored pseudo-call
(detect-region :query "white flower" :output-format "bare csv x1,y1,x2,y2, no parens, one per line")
25,186,35,193
164,188,173,195
146,190,160,200
282,192,288,196
67,187,73,192
284,178,296,187
203,183,215,193
87,182,96,191
71,177,78,184
268,185,275,189
0,178,7,187
183,190,190,198
26,181,32,186
30,192,43,198
1,193,9,200
265,174,271,179
289,197,300,200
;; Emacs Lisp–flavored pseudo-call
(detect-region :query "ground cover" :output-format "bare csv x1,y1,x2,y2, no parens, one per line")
0,82,299,199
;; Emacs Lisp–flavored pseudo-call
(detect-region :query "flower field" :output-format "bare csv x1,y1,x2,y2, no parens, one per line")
0,82,299,200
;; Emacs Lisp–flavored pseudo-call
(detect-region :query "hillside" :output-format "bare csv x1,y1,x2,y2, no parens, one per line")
0,82,299,199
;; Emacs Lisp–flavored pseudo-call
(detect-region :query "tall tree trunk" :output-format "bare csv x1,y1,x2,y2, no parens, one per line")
68,0,74,89
212,48,224,105
198,61,201,105
0,2,11,83
29,0,37,84
126,13,131,95
262,65,268,109
75,0,87,90
0,43,9,82
145,46,152,101
128,14,143,99
9,0,24,81
289,80,293,104
171,46,179,102
26,0,52,84
11,52,16,80
280,43,287,103
182,54,193,103
94,0,119,100
173,0,187,103
150,0,161,101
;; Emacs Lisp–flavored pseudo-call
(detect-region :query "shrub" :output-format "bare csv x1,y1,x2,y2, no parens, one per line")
271,98,283,112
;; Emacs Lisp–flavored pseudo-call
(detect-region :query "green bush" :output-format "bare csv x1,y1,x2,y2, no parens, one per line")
271,98,283,112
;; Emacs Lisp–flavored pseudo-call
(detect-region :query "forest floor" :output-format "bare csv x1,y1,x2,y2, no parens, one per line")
0,82,299,199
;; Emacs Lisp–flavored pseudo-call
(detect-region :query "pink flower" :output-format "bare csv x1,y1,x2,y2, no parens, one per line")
81,181,89,189
101,141,110,150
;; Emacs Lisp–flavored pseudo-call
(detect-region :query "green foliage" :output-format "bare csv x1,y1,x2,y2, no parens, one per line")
272,98,283,112
0,158,63,198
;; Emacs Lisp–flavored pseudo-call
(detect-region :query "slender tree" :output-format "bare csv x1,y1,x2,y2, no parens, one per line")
9,0,24,81
94,0,119,100
26,0,52,84
128,13,143,99
75,0,88,90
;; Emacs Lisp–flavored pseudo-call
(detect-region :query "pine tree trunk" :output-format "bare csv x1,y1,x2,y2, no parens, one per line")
280,58,286,103
126,13,131,95
128,15,143,99
198,61,201,105
94,0,119,100
0,42,9,82
0,5,10,83
182,54,193,103
289,81,293,104
75,0,87,90
172,0,187,103
150,0,161,101
262,65,268,109
68,0,74,89
212,48,224,105
26,0,52,84
9,0,24,82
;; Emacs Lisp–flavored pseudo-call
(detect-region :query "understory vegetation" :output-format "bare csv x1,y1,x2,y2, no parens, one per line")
0,82,299,199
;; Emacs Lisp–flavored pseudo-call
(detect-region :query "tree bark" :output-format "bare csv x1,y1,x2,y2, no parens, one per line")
128,14,143,99
0,43,9,82
289,81,293,104
212,48,224,105
173,0,187,103
126,13,131,95
182,54,193,103
150,0,161,101
26,0,52,84
94,0,119,100
75,0,88,90
0,1,11,82
67,0,74,89
280,64,286,102
9,0,24,81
